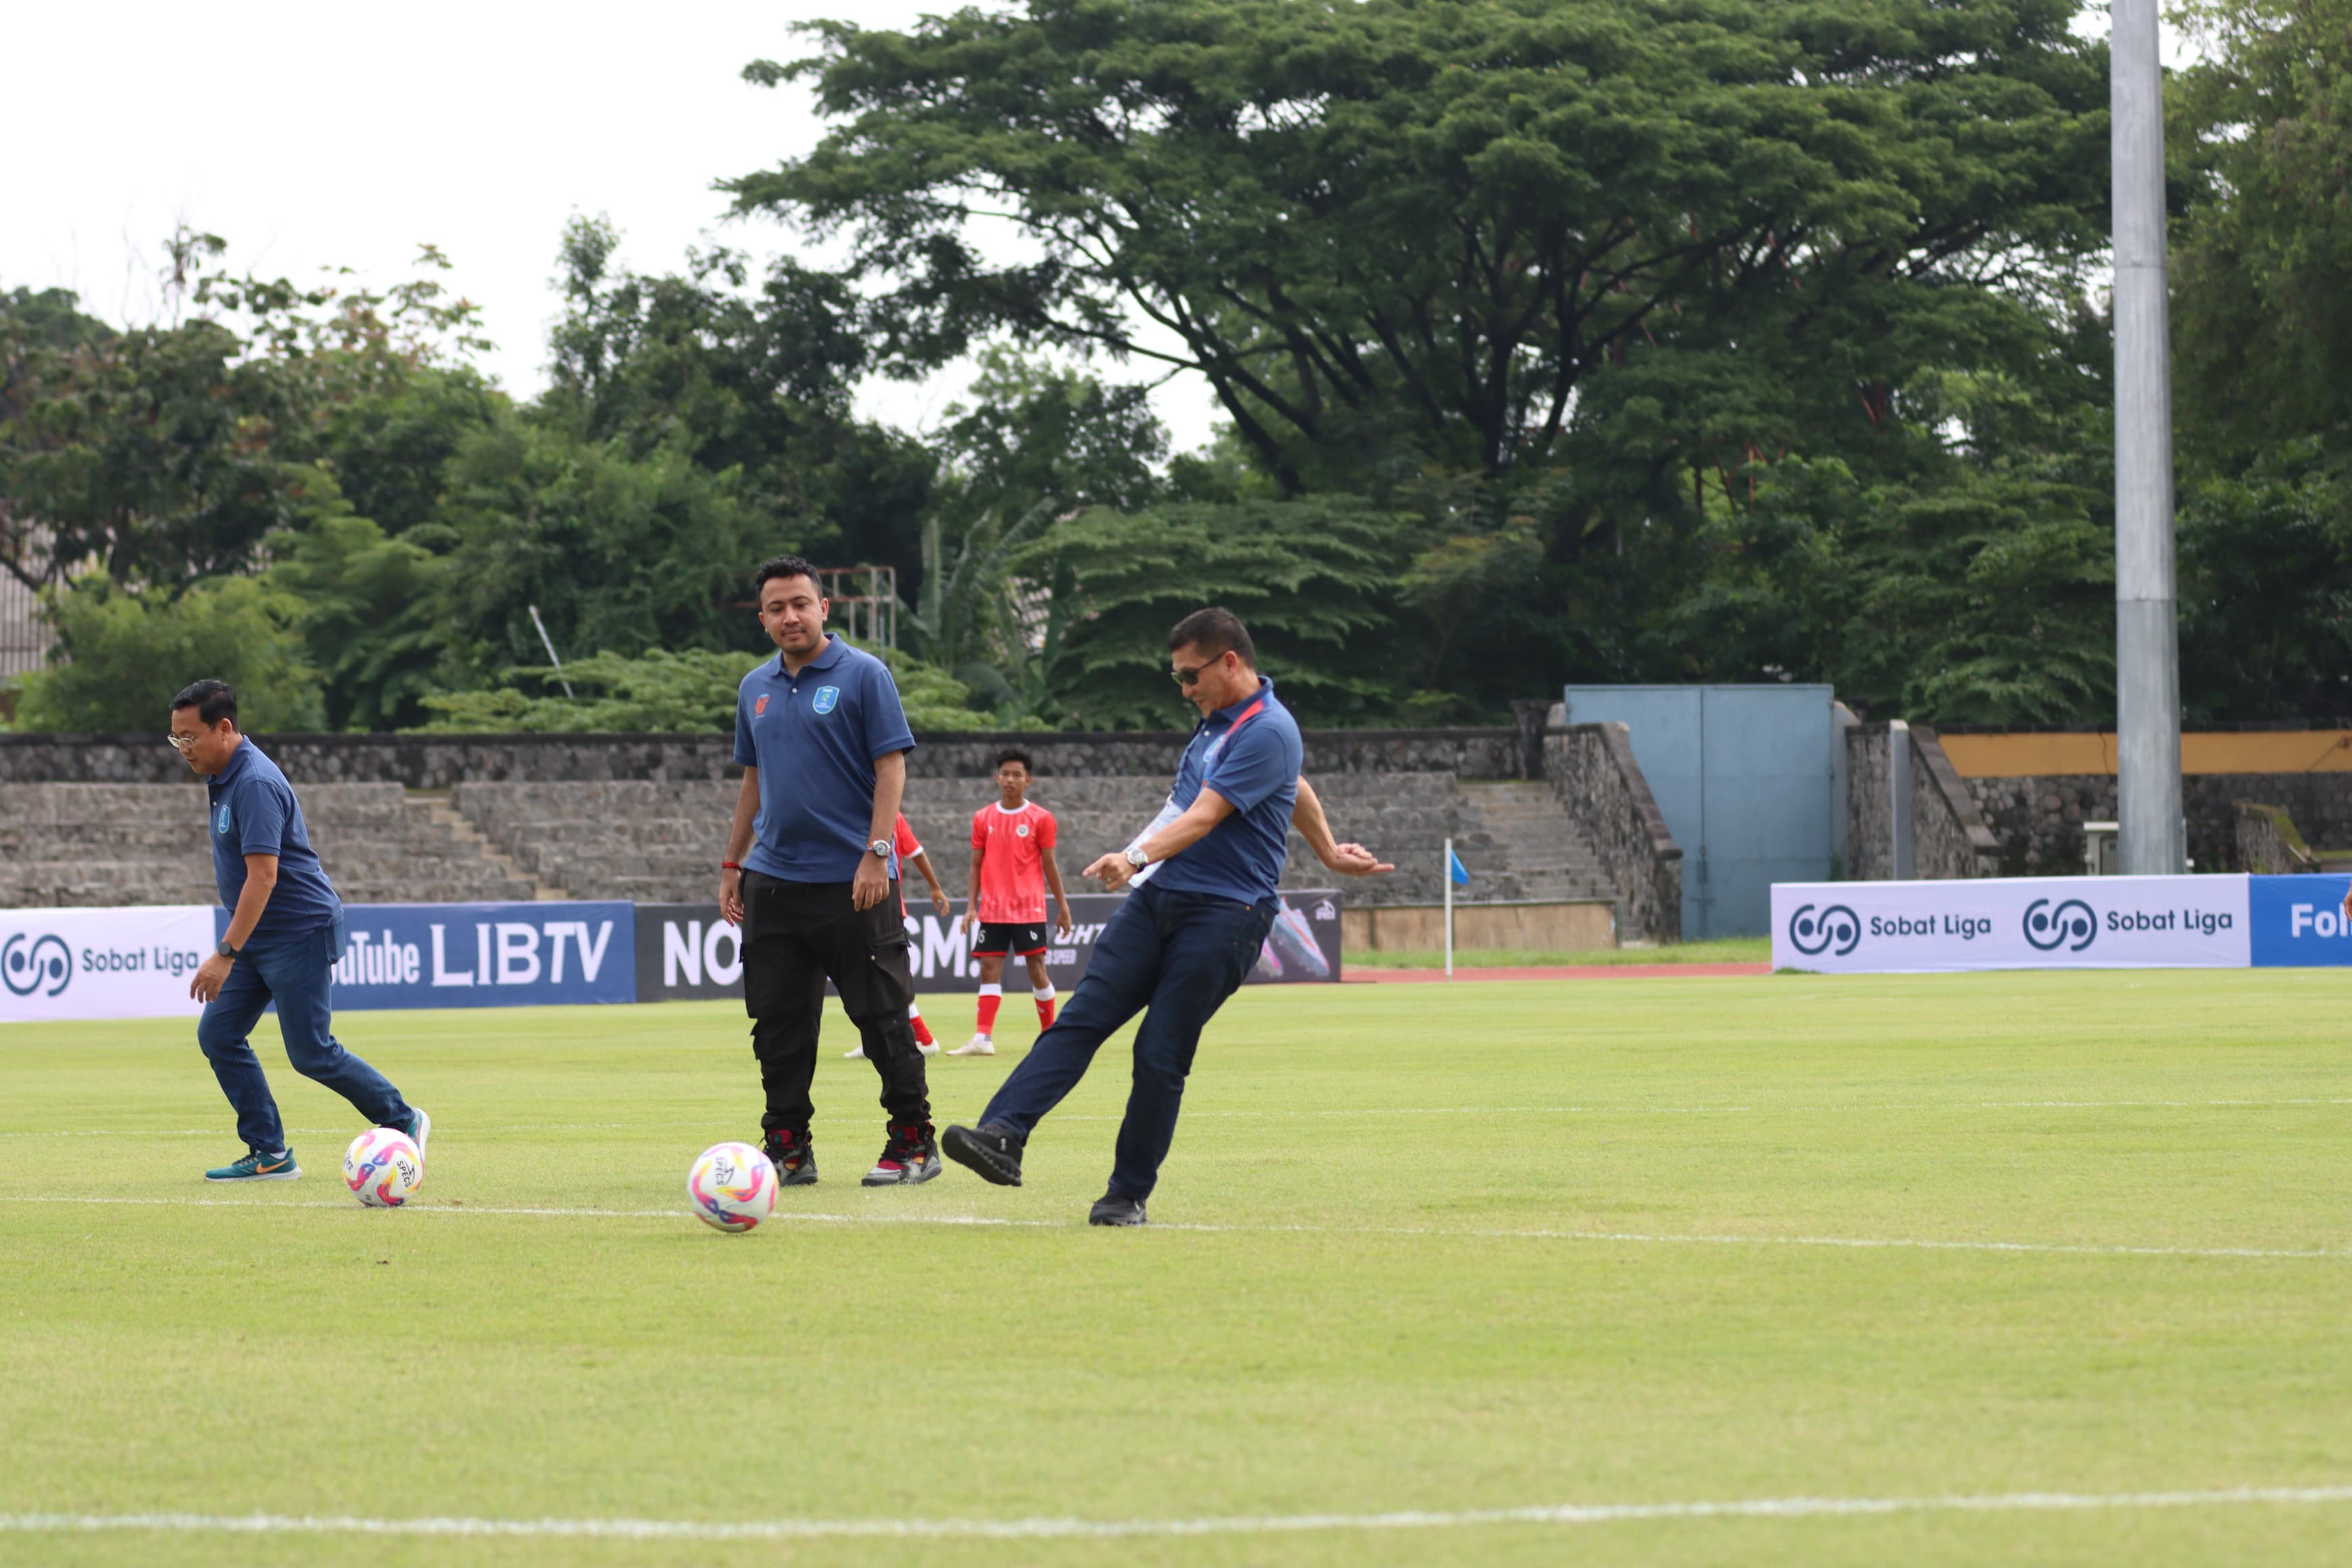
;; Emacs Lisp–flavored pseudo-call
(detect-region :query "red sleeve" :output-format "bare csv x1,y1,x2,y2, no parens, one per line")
894,815,920,857
971,808,987,850
1033,807,1056,849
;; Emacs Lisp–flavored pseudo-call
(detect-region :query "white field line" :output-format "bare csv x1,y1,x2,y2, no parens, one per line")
5,1097,2349,1137
3,1486,2351,1540
3,1194,2342,1261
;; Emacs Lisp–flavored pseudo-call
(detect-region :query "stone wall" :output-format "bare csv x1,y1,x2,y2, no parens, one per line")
1540,718,1682,943
1966,773,2352,874
2236,802,2316,875
0,726,1527,787
1844,724,2001,880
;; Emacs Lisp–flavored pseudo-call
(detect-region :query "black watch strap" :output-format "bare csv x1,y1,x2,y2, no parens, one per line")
216,939,241,959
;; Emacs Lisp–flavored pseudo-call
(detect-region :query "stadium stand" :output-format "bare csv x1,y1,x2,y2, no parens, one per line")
444,774,1617,910
0,784,535,908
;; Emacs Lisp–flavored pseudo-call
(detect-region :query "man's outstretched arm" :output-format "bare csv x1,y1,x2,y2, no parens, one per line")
1293,776,1395,877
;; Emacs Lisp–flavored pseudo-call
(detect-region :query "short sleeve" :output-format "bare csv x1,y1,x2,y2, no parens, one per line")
1034,809,1056,849
733,683,757,768
895,816,921,858
1206,721,1288,814
971,810,987,850
237,781,289,858
863,660,915,760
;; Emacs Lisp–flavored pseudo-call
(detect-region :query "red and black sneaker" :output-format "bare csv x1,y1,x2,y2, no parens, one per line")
862,1121,941,1187
760,1127,818,1186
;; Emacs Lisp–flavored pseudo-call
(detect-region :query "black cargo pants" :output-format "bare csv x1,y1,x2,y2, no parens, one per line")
740,869,931,1137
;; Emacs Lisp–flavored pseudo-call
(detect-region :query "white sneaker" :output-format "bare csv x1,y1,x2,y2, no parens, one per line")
917,1039,941,1056
843,1044,865,1058
948,1033,996,1057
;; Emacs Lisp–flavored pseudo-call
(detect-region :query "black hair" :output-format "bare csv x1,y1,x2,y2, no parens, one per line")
170,679,238,727
995,747,1033,773
1168,606,1256,667
754,554,823,596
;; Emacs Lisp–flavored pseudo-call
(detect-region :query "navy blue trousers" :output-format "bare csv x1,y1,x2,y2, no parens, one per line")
197,918,413,1154
979,881,1276,1200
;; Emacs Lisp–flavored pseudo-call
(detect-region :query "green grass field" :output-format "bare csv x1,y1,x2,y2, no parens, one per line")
1354,936,1771,968
4,971,2351,1566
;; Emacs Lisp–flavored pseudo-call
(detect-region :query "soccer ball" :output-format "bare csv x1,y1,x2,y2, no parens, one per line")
687,1142,777,1233
344,1128,424,1208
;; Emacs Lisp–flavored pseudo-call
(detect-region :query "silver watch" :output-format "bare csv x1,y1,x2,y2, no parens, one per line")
869,839,892,858
1123,846,1150,871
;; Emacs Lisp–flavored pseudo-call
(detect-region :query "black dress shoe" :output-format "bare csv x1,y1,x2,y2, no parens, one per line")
940,1122,1025,1186
1088,1192,1147,1226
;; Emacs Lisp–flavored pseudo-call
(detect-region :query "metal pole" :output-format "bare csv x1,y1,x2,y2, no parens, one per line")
2112,0,2186,873
1443,837,1454,978
1889,720,1915,880
526,604,575,700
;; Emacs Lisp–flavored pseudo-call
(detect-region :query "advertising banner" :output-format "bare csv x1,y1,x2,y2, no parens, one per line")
2249,875,2352,966
1772,875,2251,973
262,902,638,1010
636,889,1345,1004
0,905,216,1023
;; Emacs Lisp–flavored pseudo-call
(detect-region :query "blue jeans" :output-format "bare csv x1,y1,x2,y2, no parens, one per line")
197,917,413,1154
980,882,1277,1200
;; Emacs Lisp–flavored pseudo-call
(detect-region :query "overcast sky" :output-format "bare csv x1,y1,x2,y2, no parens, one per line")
3,0,1224,452
9,3,2186,463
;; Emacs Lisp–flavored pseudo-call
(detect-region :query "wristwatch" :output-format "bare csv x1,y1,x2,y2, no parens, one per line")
1123,846,1150,871
216,939,241,959
869,839,892,858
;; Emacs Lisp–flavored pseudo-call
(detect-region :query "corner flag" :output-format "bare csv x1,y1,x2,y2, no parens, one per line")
1447,848,1469,886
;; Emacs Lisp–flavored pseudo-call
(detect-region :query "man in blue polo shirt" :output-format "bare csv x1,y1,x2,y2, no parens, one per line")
941,607,1324,1225
718,554,936,1187
170,679,428,1183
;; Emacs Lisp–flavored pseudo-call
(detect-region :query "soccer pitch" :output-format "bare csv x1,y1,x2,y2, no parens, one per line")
4,971,2350,1567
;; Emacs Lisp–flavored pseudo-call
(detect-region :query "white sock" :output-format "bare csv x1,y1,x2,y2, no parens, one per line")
1032,985,1056,1002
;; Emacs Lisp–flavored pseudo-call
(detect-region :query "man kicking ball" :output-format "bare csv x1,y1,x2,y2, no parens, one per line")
952,748,1073,1057
171,679,430,1183
939,608,1388,1223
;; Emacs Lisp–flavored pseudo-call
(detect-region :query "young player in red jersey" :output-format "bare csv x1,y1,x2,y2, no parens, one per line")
846,813,956,1060
953,748,1073,1056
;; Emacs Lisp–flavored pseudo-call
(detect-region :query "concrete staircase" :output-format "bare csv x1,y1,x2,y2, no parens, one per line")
1456,781,1619,906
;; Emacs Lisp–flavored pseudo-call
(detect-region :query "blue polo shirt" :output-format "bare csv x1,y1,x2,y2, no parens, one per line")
733,635,916,883
1152,677,1302,904
205,739,341,945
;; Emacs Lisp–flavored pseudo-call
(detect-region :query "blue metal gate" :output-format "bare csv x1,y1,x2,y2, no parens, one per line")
1562,685,1835,939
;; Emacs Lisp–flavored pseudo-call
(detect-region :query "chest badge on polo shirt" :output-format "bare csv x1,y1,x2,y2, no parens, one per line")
215,804,232,835
812,686,841,714
754,695,770,716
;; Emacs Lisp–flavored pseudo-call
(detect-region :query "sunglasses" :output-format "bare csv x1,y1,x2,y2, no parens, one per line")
1171,650,1230,687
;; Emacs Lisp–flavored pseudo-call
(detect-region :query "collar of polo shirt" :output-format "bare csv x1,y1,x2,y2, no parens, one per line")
776,633,846,678
1204,676,1273,726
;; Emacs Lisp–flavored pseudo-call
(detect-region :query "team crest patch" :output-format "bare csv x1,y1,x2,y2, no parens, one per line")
214,803,232,835
754,695,769,716
812,686,841,714
1016,823,1031,837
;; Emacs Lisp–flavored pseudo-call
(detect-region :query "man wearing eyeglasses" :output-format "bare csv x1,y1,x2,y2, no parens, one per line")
170,679,428,1184
940,606,1387,1224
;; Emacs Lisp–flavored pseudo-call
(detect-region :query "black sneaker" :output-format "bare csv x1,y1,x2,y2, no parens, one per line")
760,1128,818,1186
1089,1192,1147,1226
862,1121,941,1187
940,1122,1025,1187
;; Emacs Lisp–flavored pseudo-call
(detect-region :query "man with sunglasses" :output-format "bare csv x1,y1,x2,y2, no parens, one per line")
941,606,1384,1224
170,679,428,1183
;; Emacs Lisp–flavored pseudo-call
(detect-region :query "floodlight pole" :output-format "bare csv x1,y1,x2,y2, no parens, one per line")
2112,0,2186,874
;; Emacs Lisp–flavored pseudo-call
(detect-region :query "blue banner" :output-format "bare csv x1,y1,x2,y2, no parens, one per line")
218,902,637,1008
2249,875,2352,967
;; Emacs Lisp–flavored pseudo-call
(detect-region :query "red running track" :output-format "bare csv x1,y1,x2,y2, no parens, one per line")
1343,962,1773,983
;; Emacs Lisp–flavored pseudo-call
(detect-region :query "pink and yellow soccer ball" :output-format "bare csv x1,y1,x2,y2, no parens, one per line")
688,1142,777,1233
343,1128,424,1208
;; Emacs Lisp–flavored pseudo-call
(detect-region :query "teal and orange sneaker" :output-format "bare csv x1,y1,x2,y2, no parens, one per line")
205,1148,301,1183
401,1107,432,1162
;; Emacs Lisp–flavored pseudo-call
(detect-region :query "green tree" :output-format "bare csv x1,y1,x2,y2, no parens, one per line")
14,574,324,733
264,483,452,731
1021,497,1409,728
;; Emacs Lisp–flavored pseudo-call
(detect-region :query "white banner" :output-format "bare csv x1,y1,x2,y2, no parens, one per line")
1773,875,2251,973
0,905,216,1022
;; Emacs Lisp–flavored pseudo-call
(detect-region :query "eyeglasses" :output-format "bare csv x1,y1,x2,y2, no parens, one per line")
1171,650,1229,687
164,733,199,754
